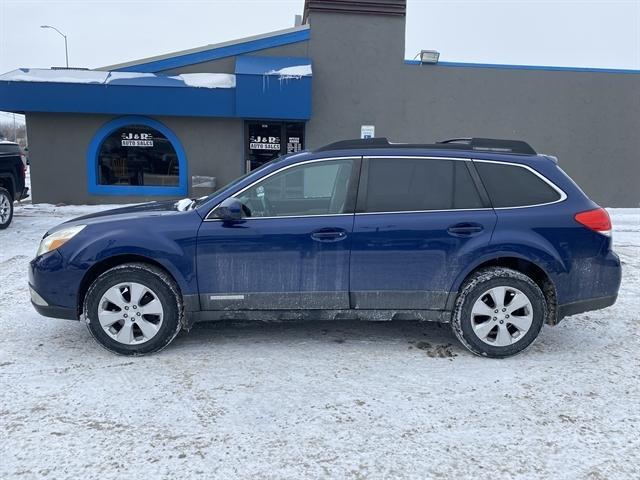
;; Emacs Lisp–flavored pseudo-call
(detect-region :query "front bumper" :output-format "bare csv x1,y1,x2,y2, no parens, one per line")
28,250,81,321
29,285,78,320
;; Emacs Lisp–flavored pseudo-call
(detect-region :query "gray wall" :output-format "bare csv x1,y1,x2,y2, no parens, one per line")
27,113,243,205
306,11,640,207
25,12,639,206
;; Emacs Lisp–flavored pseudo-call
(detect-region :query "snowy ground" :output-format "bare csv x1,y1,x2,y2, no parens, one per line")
1,193,639,479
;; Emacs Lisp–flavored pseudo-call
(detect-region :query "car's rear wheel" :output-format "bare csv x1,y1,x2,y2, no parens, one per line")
451,267,546,358
84,263,183,355
0,187,13,229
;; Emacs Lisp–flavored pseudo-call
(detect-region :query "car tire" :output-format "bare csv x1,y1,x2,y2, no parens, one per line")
83,263,183,356
0,187,13,229
451,267,546,358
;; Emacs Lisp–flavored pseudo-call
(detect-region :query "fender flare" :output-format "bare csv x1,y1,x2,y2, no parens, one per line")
69,233,197,308
444,247,563,310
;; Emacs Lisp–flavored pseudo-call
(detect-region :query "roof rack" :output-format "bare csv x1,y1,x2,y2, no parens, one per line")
315,137,537,155
437,137,537,155
315,138,390,151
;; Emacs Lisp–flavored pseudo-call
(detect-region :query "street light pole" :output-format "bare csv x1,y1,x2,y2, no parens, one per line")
40,25,69,68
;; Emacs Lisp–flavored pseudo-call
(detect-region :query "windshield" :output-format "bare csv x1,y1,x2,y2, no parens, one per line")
192,157,284,209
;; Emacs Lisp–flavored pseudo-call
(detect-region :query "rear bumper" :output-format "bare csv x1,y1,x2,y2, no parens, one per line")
557,294,618,322
555,249,621,322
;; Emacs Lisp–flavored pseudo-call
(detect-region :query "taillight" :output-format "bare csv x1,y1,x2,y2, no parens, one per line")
574,208,611,237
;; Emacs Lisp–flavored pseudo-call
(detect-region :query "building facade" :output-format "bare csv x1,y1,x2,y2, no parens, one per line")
0,0,638,206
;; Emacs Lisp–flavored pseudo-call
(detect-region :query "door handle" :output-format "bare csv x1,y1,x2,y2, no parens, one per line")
311,228,348,242
447,223,484,237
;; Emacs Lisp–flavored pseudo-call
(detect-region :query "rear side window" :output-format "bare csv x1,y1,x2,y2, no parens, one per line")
359,158,484,212
475,162,561,208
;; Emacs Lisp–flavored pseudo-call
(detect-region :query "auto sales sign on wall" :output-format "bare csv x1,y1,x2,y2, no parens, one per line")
249,135,281,151
121,132,154,147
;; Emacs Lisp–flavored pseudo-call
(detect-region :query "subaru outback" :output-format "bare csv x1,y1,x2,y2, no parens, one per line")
29,137,622,357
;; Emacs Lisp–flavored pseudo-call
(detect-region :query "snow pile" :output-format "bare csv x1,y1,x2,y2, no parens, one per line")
174,73,236,89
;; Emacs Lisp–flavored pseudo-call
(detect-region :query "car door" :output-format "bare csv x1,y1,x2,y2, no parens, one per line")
196,157,361,310
349,156,497,310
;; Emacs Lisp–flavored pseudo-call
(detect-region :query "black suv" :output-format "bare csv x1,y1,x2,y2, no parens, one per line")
0,141,29,228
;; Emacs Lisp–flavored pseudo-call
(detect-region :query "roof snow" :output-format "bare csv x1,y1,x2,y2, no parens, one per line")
266,65,313,78
0,69,236,89
0,69,110,84
177,73,236,88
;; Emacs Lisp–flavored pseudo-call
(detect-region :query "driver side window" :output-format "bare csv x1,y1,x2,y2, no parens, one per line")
236,159,355,218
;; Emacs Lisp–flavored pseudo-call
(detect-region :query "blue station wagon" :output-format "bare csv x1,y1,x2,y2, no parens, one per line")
29,137,622,357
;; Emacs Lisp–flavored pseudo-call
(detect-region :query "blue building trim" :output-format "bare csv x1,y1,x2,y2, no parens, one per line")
404,59,640,74
0,61,313,120
87,116,188,197
115,28,311,73
0,81,237,117
235,56,312,119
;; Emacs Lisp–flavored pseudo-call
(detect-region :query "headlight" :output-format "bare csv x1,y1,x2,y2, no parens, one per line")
36,225,86,257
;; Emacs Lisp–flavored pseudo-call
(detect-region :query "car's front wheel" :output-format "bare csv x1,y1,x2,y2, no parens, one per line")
451,267,546,358
84,263,183,355
0,187,13,229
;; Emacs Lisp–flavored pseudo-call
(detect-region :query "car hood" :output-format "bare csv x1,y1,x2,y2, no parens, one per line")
46,200,194,236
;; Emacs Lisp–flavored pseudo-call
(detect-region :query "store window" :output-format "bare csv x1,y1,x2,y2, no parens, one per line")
97,125,179,187
87,116,187,196
245,121,305,171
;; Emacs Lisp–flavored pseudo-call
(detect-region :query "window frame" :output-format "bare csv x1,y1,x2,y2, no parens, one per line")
87,116,188,197
472,159,567,209
355,156,493,215
206,157,362,221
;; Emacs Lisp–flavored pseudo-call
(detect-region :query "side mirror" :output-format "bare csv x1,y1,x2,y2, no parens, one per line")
215,197,244,221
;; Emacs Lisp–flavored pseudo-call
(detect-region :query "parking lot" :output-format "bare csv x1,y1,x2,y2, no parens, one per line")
1,203,639,479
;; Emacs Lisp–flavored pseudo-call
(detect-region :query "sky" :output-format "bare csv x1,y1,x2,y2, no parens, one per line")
0,0,638,71
0,0,639,124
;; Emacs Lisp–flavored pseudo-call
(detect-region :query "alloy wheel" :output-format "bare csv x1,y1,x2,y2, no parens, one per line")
0,193,10,224
97,282,164,345
470,286,534,346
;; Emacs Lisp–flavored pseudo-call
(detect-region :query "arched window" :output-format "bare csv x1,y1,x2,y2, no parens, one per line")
88,116,187,196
